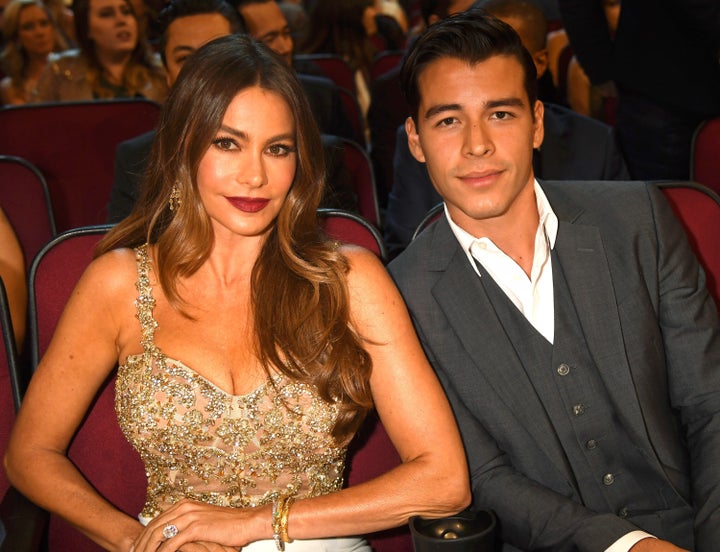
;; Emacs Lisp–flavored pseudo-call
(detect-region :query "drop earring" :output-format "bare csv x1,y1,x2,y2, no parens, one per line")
169,184,182,211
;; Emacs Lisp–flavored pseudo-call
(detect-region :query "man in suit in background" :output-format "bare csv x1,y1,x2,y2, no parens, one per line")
382,0,629,258
234,0,356,142
389,9,720,551
558,0,720,180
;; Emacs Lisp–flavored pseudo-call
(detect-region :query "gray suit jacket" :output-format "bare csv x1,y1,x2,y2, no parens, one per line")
388,180,720,551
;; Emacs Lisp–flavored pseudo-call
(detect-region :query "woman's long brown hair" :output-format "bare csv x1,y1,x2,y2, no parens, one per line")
98,34,372,442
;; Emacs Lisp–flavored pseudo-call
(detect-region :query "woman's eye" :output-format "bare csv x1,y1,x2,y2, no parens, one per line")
267,144,295,157
213,137,236,150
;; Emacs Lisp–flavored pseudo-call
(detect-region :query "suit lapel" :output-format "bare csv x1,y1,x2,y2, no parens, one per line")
429,217,575,477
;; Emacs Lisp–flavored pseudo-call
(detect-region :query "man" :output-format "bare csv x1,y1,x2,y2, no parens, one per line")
235,0,356,141
389,9,720,552
108,0,356,222
382,0,629,258
558,0,720,180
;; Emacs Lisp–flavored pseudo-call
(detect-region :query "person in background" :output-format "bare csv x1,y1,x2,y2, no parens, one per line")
235,0,359,142
298,0,396,120
558,0,720,180
0,0,66,104
32,0,166,102
382,0,629,258
7,32,469,552
0,207,26,351
390,9,720,550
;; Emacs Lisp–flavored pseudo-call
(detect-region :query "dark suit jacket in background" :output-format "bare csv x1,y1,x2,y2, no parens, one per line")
107,131,358,223
389,180,720,551
383,103,630,258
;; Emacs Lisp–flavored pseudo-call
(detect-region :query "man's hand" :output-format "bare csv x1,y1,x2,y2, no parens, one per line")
630,537,689,552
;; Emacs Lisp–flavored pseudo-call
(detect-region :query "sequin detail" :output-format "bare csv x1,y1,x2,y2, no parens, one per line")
116,245,346,520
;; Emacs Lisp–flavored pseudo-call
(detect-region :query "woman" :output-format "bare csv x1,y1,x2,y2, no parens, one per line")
299,0,402,118
32,0,166,102
6,34,469,551
0,0,66,105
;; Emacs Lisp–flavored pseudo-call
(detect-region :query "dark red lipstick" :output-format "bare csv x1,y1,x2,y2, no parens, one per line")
227,197,270,213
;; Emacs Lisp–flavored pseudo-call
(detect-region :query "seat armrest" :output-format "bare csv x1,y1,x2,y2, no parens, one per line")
0,486,47,552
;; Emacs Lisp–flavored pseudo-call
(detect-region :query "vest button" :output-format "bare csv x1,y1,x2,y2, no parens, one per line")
603,473,615,486
557,363,570,376
618,507,629,518
573,403,586,416
586,439,598,450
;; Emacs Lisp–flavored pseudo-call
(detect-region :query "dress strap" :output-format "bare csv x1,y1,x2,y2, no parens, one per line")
134,244,158,351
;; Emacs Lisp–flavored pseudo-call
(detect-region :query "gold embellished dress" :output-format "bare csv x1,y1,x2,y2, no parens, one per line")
115,246,370,551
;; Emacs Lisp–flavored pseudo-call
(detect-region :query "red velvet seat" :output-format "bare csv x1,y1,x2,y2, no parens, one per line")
0,100,161,232
656,181,720,307
320,207,388,262
690,116,720,196
334,138,381,228
0,156,57,271
294,53,357,96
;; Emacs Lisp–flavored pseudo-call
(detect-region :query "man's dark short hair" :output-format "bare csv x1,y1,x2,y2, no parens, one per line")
401,7,538,122
158,0,244,65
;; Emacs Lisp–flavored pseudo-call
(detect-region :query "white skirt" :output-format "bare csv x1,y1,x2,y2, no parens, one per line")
139,515,370,551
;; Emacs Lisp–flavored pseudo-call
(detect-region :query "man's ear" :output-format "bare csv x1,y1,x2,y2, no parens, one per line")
405,116,427,163
532,100,544,150
533,48,549,80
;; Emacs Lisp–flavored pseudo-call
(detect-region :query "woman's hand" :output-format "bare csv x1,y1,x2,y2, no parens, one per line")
131,499,270,552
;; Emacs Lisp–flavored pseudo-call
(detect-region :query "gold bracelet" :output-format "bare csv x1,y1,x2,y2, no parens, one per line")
279,497,295,545
271,496,295,551
272,497,284,551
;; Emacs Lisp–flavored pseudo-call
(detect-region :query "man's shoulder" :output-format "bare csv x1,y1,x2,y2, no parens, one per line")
117,130,155,157
388,217,446,280
543,102,613,141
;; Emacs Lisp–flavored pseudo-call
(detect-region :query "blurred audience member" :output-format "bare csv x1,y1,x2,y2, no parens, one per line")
33,0,166,102
555,0,620,121
0,207,26,351
236,0,357,141
45,0,76,46
299,0,382,118
1,0,66,104
559,0,720,180
276,0,307,43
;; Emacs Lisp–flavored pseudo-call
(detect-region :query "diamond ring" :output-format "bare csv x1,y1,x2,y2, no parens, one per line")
162,523,179,539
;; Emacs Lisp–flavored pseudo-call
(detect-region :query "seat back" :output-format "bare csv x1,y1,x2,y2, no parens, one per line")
411,202,444,241
0,100,161,232
336,138,380,227
29,225,146,552
294,53,357,95
335,86,367,148
319,208,387,262
690,116,720,196
371,50,404,81
0,278,21,499
655,181,720,307
0,156,56,271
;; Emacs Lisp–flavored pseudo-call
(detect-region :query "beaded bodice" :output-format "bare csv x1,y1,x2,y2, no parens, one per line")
116,245,346,520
